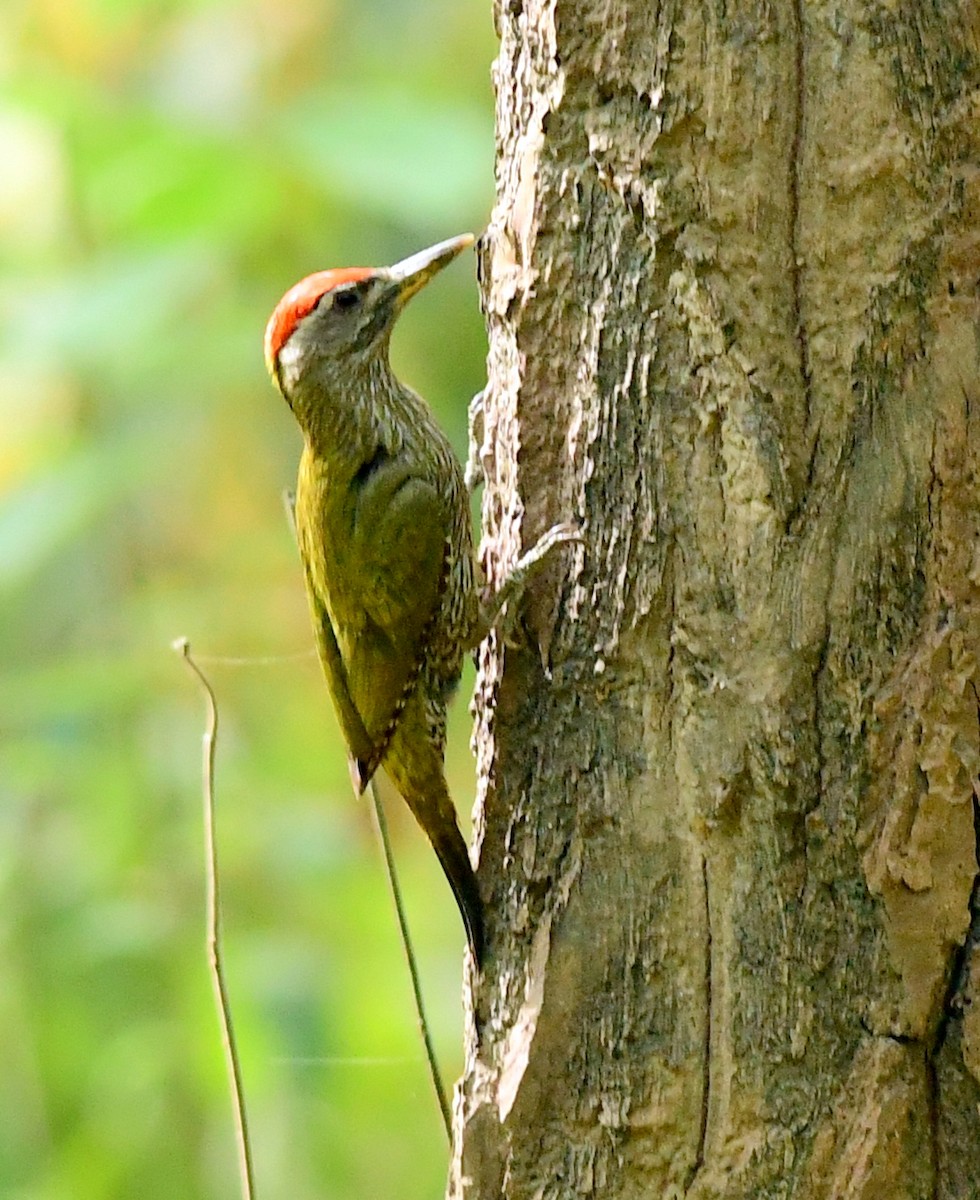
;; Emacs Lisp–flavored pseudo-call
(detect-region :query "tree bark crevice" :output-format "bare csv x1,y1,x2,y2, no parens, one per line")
789,0,814,430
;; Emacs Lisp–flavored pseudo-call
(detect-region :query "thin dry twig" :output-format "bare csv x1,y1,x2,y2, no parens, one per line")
173,637,256,1200
367,779,452,1141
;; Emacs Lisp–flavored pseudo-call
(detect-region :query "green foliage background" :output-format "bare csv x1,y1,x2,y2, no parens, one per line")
1,2,494,1195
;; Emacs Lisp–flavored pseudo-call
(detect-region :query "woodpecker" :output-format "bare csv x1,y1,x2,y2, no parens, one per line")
265,234,577,966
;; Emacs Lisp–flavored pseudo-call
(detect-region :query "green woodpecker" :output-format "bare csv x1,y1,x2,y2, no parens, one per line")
264,234,576,966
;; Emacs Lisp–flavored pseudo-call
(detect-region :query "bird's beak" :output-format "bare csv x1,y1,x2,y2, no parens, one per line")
384,233,475,309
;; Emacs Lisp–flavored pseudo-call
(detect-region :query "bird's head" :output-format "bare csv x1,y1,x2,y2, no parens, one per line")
264,233,474,406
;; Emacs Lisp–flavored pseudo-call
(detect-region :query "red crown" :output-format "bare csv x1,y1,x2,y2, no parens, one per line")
264,266,374,374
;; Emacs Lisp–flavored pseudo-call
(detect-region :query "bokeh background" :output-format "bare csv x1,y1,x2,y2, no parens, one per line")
1,2,494,1196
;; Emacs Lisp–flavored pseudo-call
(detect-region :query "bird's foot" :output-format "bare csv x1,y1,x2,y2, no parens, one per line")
472,521,581,645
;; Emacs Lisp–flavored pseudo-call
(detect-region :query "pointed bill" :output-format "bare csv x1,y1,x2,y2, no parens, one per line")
385,233,475,307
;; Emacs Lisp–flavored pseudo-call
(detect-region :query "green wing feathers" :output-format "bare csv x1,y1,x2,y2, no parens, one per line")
344,470,448,746
299,456,449,786
301,572,376,784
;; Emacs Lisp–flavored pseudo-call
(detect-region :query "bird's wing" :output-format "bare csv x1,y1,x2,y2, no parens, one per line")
298,456,451,789
301,561,377,786
341,468,450,772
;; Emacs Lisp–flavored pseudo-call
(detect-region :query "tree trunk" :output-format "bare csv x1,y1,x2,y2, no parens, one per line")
453,1,980,1197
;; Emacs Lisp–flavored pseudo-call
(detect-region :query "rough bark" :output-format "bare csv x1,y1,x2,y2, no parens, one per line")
454,2,980,1198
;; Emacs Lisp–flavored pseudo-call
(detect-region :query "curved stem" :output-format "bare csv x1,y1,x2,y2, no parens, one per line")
175,638,256,1200
367,779,452,1141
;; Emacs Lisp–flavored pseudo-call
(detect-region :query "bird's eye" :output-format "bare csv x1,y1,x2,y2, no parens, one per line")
334,288,361,311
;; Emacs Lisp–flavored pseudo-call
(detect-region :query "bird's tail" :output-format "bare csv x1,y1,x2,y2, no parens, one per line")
429,821,484,967
383,695,485,966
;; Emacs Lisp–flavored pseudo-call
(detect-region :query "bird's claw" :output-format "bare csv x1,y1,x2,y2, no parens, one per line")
514,521,582,574
473,519,582,646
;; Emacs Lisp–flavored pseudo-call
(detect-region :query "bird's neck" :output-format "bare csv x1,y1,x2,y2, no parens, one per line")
287,351,407,463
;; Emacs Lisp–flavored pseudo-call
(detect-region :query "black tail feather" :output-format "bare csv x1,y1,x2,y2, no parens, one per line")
433,827,484,967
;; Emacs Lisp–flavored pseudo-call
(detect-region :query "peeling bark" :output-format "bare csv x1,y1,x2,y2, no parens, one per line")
454,2,980,1197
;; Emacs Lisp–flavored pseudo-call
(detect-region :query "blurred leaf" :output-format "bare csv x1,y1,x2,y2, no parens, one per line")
280,85,492,229
1,247,219,374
